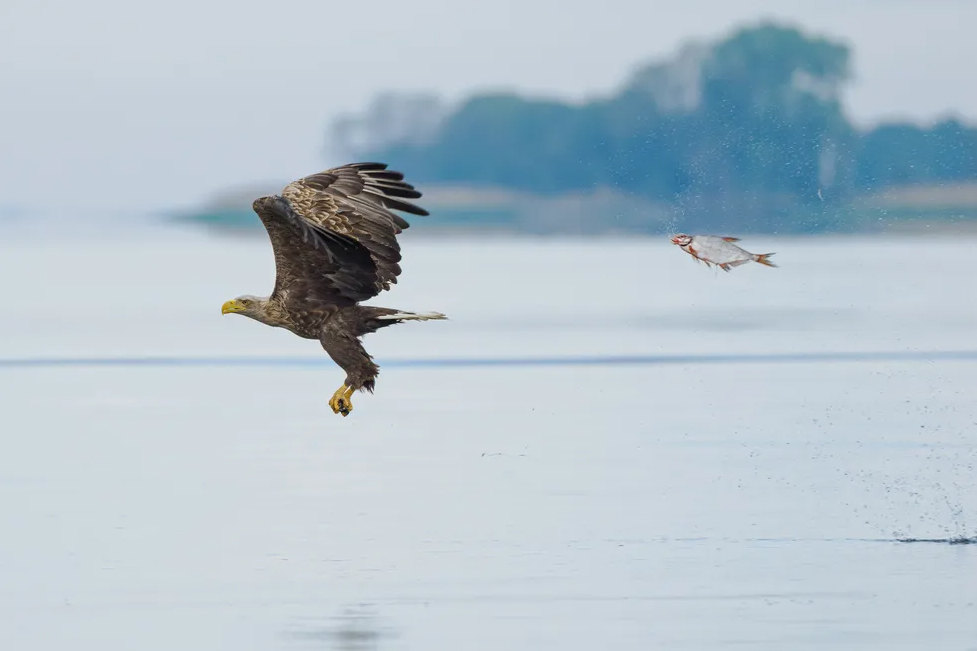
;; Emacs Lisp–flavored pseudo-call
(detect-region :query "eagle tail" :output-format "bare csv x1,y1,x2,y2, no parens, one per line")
354,307,448,337
375,311,448,322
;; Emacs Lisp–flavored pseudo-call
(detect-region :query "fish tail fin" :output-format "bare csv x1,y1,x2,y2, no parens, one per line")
753,253,778,268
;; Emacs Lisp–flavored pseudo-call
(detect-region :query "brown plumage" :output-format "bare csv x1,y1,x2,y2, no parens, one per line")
221,162,447,417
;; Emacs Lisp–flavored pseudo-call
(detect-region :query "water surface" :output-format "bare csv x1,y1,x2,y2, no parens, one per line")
0,227,975,650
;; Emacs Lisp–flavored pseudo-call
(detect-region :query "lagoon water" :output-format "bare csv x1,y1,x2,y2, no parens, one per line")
0,223,975,650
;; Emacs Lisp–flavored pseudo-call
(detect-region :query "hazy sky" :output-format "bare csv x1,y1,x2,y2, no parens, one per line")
1,0,974,216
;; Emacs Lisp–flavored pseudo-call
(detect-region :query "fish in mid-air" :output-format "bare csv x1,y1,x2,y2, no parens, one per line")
670,234,777,272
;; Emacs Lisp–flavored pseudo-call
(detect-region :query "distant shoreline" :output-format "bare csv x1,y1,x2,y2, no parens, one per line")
172,181,977,237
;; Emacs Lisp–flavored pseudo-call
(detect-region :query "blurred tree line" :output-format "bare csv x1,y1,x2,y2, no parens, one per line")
330,22,977,230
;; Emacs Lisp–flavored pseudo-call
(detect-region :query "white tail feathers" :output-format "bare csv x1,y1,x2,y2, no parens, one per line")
376,311,448,321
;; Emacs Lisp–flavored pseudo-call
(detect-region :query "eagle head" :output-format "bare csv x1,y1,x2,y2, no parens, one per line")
221,295,265,318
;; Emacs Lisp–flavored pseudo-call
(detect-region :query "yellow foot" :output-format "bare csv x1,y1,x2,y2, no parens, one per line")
328,384,354,417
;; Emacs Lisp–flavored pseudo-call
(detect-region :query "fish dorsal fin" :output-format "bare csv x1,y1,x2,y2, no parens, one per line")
722,237,741,242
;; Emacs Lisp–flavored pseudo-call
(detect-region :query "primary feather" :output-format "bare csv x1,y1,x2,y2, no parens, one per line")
253,162,429,310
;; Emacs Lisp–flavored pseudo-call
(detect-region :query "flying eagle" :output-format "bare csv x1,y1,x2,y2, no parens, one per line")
221,162,447,417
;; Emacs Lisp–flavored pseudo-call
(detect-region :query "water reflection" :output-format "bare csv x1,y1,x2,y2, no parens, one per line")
287,606,397,650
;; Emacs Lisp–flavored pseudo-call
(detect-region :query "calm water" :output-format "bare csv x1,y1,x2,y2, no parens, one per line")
0,224,975,650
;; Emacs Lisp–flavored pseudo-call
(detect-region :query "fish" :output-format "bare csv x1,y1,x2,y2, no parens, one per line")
670,234,777,272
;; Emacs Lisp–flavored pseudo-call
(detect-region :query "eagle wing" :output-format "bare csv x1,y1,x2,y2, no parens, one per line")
252,162,429,309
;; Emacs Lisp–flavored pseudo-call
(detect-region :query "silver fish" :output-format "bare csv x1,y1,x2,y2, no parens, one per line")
670,234,777,272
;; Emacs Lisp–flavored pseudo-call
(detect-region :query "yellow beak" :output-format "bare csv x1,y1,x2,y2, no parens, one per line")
221,300,240,315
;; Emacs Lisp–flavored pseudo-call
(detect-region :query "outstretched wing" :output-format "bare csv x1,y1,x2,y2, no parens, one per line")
253,162,428,309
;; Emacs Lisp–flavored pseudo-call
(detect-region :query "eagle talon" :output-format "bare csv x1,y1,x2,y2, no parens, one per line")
329,385,348,415
328,384,355,417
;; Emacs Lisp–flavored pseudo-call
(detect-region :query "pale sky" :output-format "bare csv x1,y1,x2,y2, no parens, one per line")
0,0,974,217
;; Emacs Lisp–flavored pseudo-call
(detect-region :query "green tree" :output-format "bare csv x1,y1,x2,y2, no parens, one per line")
332,21,976,232
856,119,977,188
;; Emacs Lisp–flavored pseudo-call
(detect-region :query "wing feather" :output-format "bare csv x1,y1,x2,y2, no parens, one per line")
252,162,429,309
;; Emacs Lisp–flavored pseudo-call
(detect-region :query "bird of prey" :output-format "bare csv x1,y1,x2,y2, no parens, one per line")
221,162,447,417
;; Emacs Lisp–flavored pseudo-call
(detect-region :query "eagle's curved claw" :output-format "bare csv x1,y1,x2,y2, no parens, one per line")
328,384,354,417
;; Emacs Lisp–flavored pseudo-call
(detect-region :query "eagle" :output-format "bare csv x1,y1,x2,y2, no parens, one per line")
221,162,447,417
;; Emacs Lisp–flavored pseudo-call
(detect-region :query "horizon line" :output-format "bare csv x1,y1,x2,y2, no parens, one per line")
1,349,976,370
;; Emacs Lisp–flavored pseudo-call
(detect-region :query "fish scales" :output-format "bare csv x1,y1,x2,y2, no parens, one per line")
670,234,777,271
